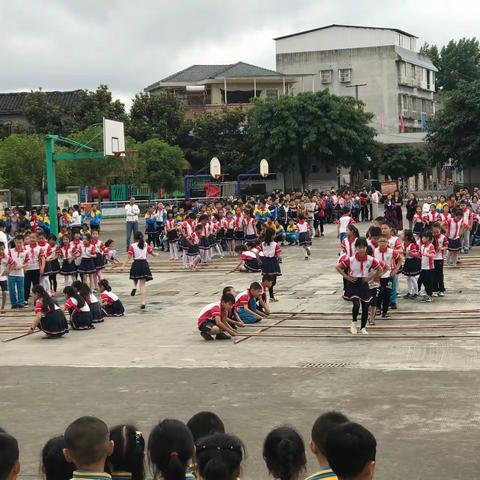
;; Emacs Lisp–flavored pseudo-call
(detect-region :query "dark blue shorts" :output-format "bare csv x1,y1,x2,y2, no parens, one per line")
199,319,216,333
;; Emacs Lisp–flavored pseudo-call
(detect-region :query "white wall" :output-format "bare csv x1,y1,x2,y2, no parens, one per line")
276,26,416,54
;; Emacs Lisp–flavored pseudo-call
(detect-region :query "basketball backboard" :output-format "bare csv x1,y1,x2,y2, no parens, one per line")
210,157,221,179
260,158,269,177
103,118,125,156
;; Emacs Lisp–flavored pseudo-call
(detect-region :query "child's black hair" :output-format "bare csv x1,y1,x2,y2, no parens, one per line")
0,431,19,480
83,233,92,242
108,425,145,480
72,281,91,301
134,231,145,249
48,234,57,242
355,237,368,249
187,412,225,443
403,229,416,243
105,239,114,248
366,226,381,239
222,287,234,296
342,207,351,214
249,282,261,292
311,411,349,457
64,416,109,467
325,422,376,479
422,230,433,241
262,274,275,283
346,225,359,238
98,279,112,292
374,216,385,224
263,426,306,480
42,436,75,480
196,433,245,480
221,293,235,304
264,228,275,245
147,419,194,480
32,285,56,314
298,213,305,220
63,286,85,308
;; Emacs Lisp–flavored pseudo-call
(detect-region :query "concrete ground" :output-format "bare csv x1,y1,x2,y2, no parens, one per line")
1,219,480,479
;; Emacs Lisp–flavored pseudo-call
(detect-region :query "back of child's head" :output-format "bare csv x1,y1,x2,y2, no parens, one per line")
262,426,306,480
311,411,349,457
342,207,351,215
187,412,225,443
98,279,112,292
221,293,235,305
249,282,261,293
402,229,415,244
196,433,244,480
222,287,234,297
105,239,114,247
147,419,194,480
347,225,359,238
41,436,74,480
109,425,145,480
325,422,376,480
0,430,19,480
64,416,110,468
262,274,274,283
422,230,433,242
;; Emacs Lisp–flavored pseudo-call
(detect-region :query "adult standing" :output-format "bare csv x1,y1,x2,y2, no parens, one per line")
393,190,403,231
370,188,381,220
70,205,82,234
405,193,418,230
125,197,140,251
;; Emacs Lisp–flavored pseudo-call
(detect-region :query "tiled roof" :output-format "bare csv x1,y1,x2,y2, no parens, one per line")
145,62,284,90
0,90,82,115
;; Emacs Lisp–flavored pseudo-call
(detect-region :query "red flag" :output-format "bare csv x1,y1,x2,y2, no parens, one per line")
399,115,405,133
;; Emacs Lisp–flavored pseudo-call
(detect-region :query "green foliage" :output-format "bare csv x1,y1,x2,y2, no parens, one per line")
420,38,480,91
182,108,251,176
0,134,44,205
128,92,185,143
247,91,376,187
137,139,187,193
23,90,64,134
426,80,480,167
374,144,428,179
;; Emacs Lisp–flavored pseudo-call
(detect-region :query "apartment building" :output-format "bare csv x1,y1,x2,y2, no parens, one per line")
275,24,438,143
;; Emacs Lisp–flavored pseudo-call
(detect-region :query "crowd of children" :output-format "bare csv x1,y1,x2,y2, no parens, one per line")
0,410,377,480
336,193,477,334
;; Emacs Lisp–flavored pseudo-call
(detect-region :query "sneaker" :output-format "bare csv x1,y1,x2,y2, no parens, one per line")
423,296,433,302
305,255,309,260
390,304,397,310
381,314,390,319
140,304,146,309
438,291,445,297
432,292,439,297
201,332,214,341
350,322,358,335
360,328,369,335
215,332,231,340
306,247,311,256
130,288,136,297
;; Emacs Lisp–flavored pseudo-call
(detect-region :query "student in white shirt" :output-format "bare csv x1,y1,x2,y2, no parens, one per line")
125,197,140,251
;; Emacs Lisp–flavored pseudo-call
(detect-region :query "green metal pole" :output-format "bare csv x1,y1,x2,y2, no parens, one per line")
45,136,59,236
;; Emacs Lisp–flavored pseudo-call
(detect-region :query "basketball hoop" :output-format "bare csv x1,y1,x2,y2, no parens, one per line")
210,157,221,179
112,149,137,159
260,158,269,178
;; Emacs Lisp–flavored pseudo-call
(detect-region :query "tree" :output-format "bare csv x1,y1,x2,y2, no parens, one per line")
426,80,480,168
0,134,44,206
181,108,251,176
70,85,127,132
137,139,187,194
128,92,185,144
420,38,480,91
247,91,376,188
374,144,428,179
23,90,65,134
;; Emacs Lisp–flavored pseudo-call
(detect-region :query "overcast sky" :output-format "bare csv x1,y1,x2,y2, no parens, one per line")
1,0,478,108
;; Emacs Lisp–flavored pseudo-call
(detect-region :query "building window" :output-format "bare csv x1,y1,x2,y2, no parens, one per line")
339,68,352,83
266,89,278,99
320,70,333,84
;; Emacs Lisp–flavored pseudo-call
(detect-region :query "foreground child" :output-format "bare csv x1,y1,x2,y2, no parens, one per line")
197,293,237,341
99,279,125,317
30,285,69,337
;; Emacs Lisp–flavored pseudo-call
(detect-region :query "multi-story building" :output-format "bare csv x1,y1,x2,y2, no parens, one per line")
145,62,296,120
275,24,438,142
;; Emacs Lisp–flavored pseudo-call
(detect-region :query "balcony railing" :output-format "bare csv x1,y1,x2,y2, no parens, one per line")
185,103,254,119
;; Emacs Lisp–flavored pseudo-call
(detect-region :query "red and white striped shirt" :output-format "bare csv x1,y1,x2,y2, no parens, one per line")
373,247,400,279
341,237,357,258
128,242,153,260
433,233,447,260
444,218,463,240
340,254,380,278
420,242,435,270
197,301,221,326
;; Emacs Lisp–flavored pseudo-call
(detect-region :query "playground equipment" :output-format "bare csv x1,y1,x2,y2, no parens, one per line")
235,159,271,196
184,157,224,199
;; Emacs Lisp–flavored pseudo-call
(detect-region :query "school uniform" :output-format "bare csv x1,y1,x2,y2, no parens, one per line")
59,244,77,276
71,470,112,480
336,214,354,243
128,242,153,281
412,214,425,236
77,243,97,274
402,242,421,296
341,237,357,258
258,241,282,276
417,241,435,298
187,231,201,258
222,217,235,240
433,233,447,294
65,297,93,330
145,213,158,245
87,293,104,322
386,235,402,307
423,211,439,227
0,252,11,294
179,220,194,252
71,239,83,272
8,247,29,307
373,246,400,316
34,299,68,336
207,221,218,248
101,290,125,316
297,220,312,246
244,217,257,242
25,243,44,302
445,218,464,252
43,246,60,275
462,208,474,252
305,466,338,480
91,239,105,271
234,215,245,242
166,219,179,243
197,301,221,333
241,250,261,272
235,289,259,324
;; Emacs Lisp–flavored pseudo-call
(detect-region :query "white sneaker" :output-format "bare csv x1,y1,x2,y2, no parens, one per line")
438,292,445,297
432,292,439,297
360,328,369,335
350,322,358,334
424,296,433,302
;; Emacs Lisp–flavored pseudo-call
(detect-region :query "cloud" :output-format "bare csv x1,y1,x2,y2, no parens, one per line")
0,0,478,108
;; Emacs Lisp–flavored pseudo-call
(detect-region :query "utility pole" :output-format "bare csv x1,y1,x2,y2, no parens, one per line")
346,83,367,100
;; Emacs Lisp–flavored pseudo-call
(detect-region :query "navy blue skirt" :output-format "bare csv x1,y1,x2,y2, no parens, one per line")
130,259,153,282
40,309,69,337
61,259,77,275
94,254,105,270
103,299,125,317
90,302,104,323
299,232,312,246
402,258,421,276
70,310,94,330
261,256,281,276
78,258,96,274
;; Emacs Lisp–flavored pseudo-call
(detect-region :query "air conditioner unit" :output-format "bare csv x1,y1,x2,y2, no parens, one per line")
320,70,332,84
339,69,351,83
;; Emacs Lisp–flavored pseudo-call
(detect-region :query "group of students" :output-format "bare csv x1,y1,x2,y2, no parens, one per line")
335,205,469,334
0,410,377,480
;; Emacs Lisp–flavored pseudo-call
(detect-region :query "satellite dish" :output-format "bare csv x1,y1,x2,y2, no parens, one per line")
210,157,221,179
260,159,269,177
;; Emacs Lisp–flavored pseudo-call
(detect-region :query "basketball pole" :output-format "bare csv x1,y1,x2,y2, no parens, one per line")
45,134,104,236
